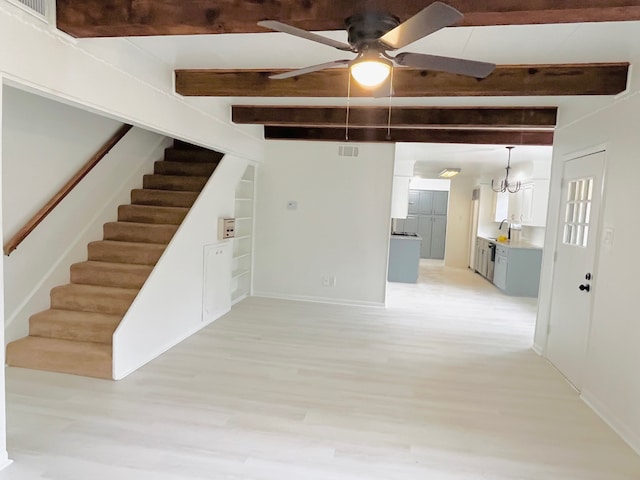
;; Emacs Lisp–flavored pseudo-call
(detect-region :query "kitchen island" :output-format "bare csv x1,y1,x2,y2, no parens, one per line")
388,233,422,283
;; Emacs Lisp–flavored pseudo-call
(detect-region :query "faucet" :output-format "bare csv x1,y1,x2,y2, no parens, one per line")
499,219,511,240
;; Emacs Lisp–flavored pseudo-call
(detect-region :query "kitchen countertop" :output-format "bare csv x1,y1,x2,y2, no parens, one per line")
479,236,542,250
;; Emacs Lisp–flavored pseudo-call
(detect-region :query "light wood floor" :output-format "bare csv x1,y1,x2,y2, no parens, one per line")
3,261,640,479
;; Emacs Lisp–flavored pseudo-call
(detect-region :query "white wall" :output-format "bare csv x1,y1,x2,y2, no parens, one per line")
2,86,124,239
409,178,451,191
2,86,169,342
0,75,11,470
535,63,640,453
253,141,394,307
113,155,249,379
444,176,474,269
0,1,262,162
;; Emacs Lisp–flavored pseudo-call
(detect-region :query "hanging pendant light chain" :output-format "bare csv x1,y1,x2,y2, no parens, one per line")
345,73,352,141
492,146,521,194
386,67,394,141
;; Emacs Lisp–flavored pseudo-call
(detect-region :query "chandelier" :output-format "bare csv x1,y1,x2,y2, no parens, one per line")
492,146,521,193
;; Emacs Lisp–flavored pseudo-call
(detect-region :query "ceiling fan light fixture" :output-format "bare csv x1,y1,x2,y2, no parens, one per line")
350,54,392,88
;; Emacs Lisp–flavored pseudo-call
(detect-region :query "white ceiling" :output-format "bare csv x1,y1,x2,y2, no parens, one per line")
124,20,640,177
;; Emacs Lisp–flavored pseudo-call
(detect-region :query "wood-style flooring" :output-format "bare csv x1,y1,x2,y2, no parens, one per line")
2,260,640,479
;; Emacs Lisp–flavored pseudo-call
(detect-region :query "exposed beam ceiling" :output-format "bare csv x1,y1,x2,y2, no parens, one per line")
264,127,554,145
56,1,640,38
232,106,558,129
176,64,629,97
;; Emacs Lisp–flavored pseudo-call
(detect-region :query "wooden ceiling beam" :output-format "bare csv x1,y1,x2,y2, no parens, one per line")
232,106,558,128
176,64,629,97
264,127,554,145
56,1,640,38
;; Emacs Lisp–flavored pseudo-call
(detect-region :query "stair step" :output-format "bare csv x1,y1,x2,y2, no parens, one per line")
173,140,211,151
154,160,218,177
6,337,112,379
118,205,188,225
51,284,138,316
88,240,165,266
30,309,121,344
131,189,199,208
71,261,153,289
164,147,224,163
143,174,209,192
104,221,179,244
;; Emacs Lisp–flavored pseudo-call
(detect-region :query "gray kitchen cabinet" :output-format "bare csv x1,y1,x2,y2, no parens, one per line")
433,191,449,215
396,215,419,234
408,191,420,214
430,215,447,259
418,216,434,258
493,250,508,290
492,244,542,297
474,237,489,278
409,190,448,260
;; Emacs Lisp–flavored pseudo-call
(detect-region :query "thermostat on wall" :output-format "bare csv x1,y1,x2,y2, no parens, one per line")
218,218,236,240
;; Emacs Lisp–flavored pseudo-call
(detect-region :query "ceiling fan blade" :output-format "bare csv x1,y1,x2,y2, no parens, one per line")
380,2,463,50
258,20,353,52
394,52,496,78
269,60,351,80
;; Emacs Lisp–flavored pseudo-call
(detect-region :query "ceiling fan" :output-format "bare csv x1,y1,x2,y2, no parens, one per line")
258,1,496,89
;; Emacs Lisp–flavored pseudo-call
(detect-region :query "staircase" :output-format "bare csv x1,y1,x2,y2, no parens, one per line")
6,140,224,379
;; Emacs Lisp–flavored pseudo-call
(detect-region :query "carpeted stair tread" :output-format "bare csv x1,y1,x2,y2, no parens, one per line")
88,240,165,265
164,147,224,163
131,189,199,208
51,284,139,316
8,140,224,379
104,221,179,244
154,160,219,177
118,205,189,225
143,174,209,192
71,261,153,289
6,336,112,379
29,309,121,344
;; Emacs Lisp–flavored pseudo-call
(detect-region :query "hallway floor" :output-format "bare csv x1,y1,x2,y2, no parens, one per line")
2,263,640,479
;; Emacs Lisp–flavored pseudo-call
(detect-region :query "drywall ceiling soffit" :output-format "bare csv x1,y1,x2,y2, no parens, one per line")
56,1,640,38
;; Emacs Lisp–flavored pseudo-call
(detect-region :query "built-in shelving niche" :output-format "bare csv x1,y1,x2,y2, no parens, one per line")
231,165,255,304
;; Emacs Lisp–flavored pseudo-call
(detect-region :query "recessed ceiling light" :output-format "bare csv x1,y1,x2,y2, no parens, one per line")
439,168,461,178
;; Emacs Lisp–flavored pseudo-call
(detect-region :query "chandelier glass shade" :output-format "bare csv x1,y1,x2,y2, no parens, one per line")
492,146,521,194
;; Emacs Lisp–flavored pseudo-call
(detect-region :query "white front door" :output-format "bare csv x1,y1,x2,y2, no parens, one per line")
546,150,605,391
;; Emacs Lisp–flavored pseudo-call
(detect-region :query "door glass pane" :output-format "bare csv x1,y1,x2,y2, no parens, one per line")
562,177,593,248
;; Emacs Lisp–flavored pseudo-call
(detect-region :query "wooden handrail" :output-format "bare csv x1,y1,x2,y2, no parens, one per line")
4,124,133,256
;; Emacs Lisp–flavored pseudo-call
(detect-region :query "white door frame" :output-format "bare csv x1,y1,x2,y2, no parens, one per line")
543,145,608,384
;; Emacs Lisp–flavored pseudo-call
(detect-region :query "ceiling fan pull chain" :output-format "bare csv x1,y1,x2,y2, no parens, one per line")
387,67,394,141
345,73,352,141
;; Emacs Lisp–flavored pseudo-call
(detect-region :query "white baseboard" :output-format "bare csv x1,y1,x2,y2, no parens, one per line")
581,389,640,457
253,291,385,308
531,342,543,355
0,457,13,471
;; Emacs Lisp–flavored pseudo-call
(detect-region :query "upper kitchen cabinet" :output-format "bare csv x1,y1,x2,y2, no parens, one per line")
520,179,550,227
492,180,549,227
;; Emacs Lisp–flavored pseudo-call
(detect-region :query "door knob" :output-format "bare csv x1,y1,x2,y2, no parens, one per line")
579,284,591,292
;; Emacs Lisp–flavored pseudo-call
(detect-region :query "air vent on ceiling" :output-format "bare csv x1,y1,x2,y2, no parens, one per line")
338,145,359,157
12,0,47,19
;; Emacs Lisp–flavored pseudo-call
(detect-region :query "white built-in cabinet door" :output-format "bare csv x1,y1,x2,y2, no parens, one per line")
203,243,232,322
